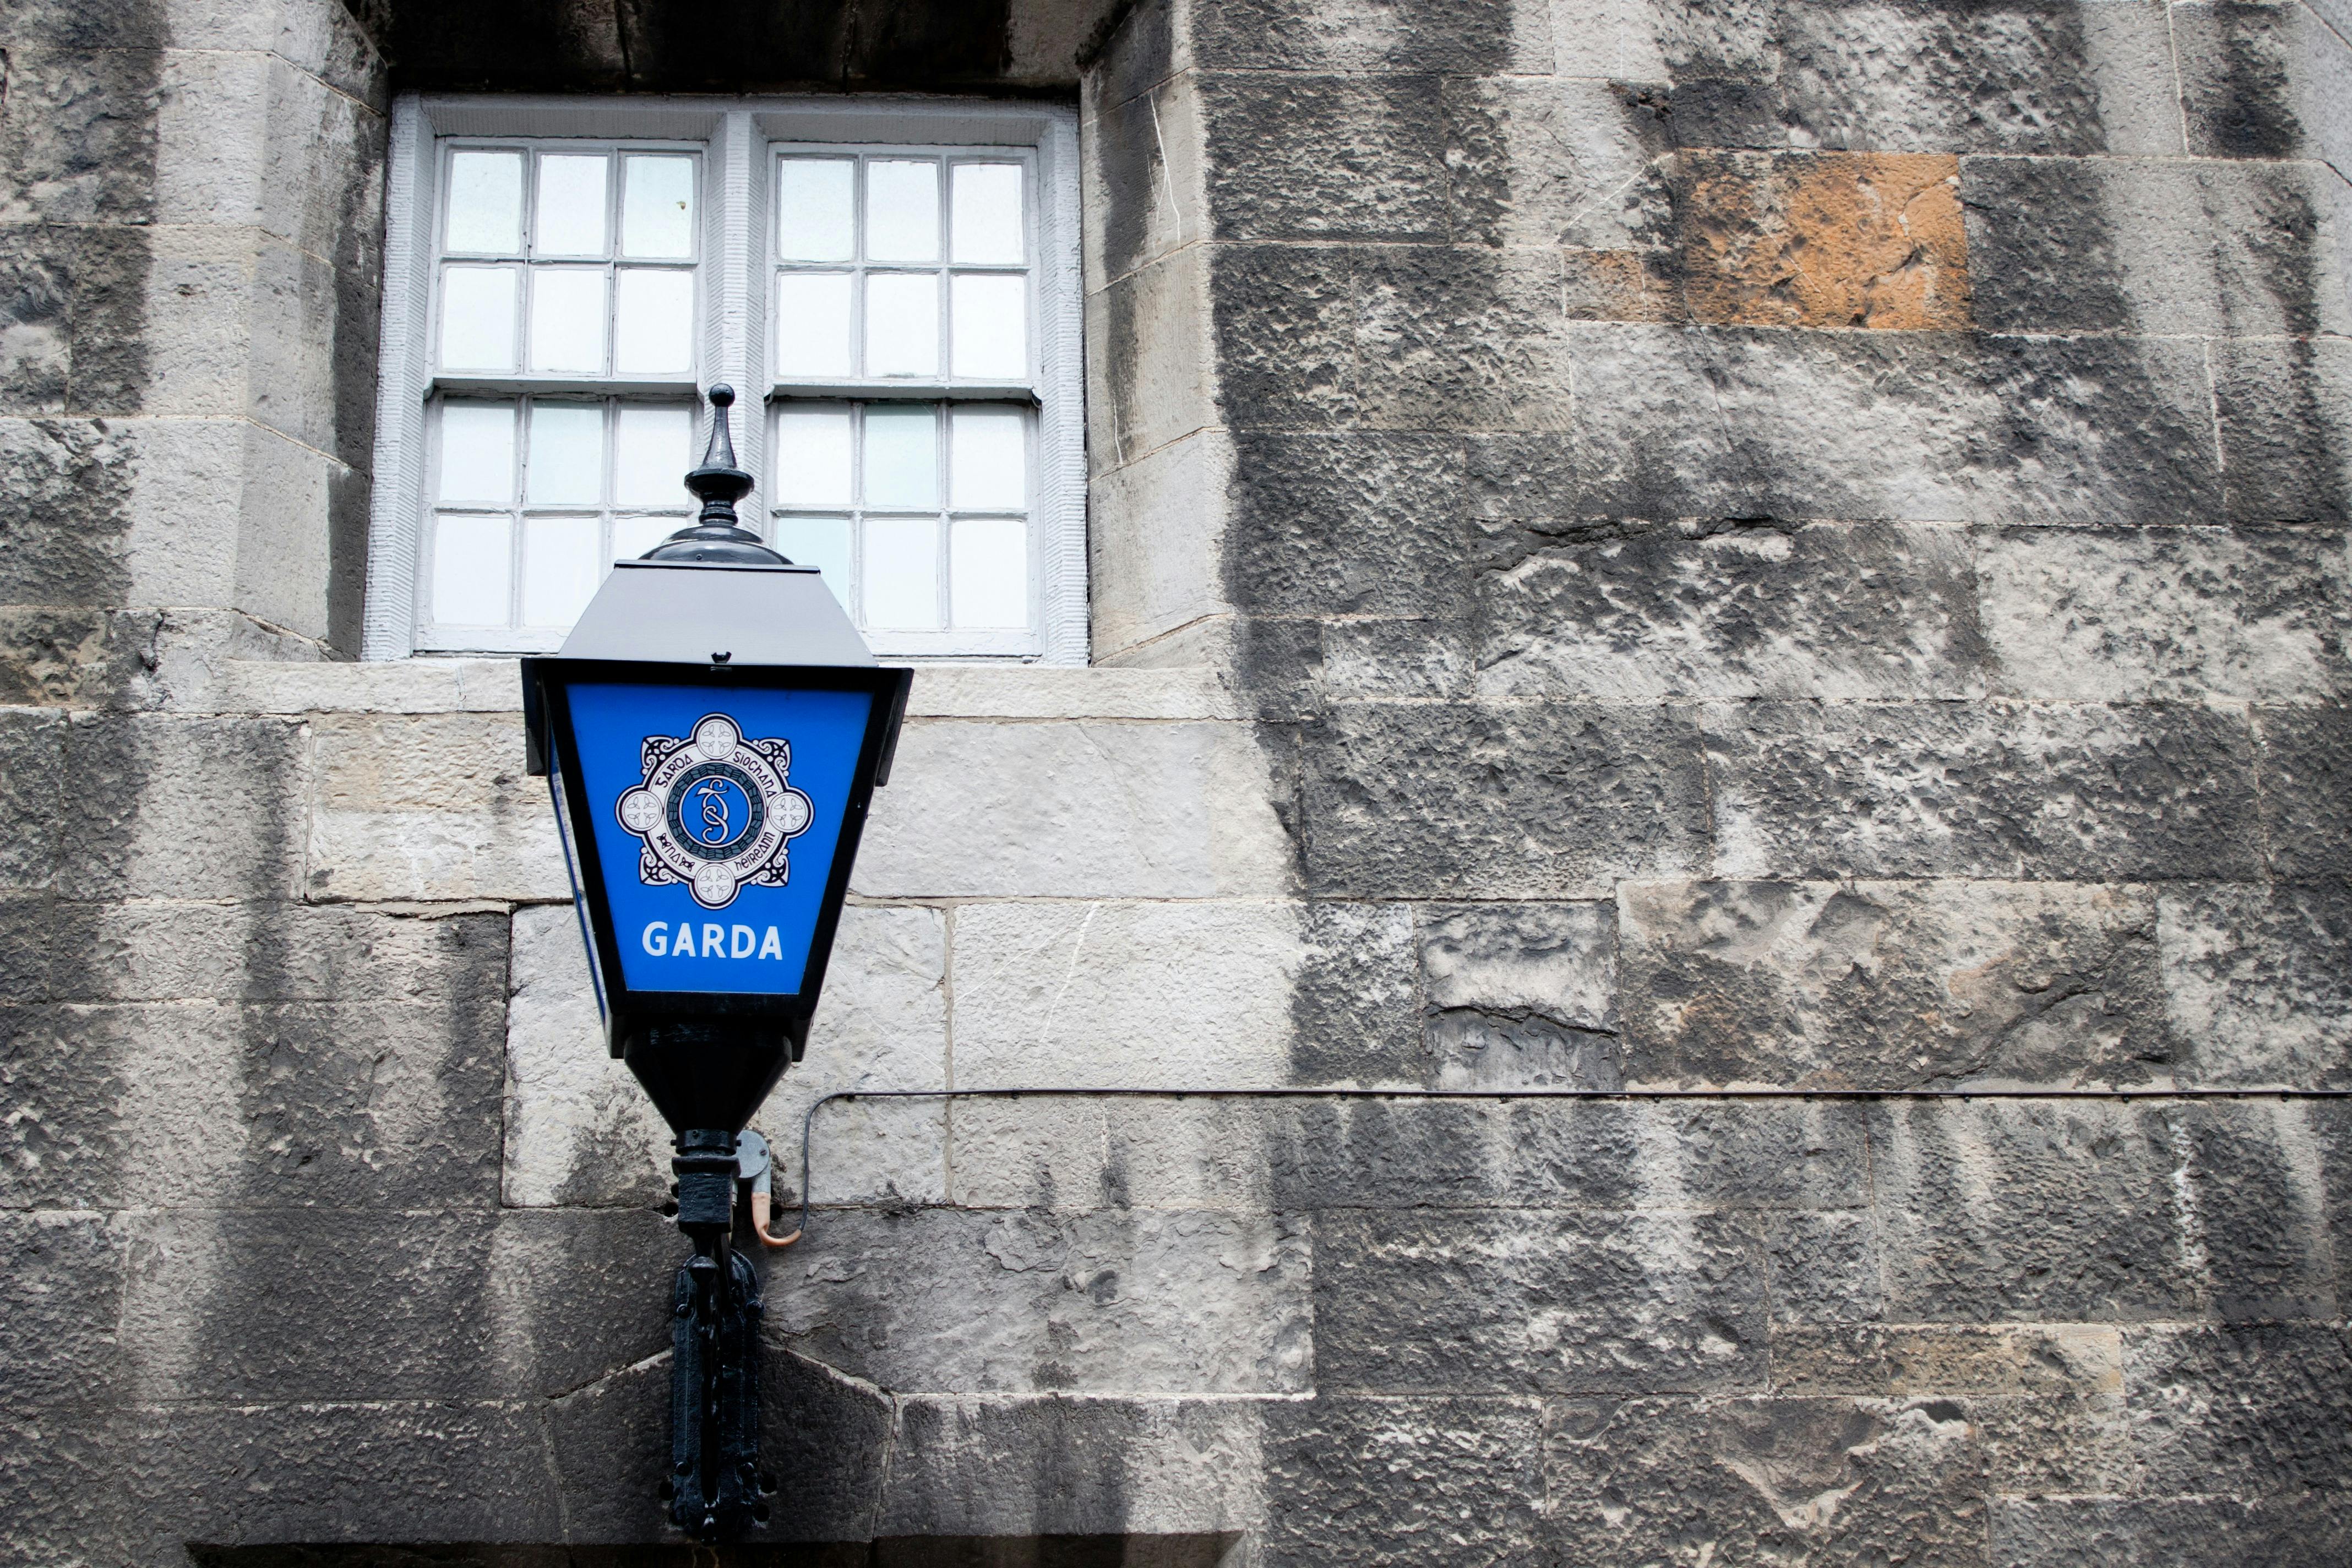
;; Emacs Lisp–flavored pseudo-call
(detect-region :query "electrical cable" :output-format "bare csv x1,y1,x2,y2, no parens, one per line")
776,1082,2352,1249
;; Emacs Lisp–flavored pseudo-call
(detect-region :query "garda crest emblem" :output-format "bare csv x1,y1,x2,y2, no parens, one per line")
614,714,814,910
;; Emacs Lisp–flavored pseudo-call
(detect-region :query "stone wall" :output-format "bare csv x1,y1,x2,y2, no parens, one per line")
3,0,2351,1563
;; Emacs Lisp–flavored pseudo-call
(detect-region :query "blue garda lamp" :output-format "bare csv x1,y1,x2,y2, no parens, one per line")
521,385,910,1542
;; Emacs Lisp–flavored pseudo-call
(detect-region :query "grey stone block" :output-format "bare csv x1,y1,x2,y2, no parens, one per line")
1257,1396,1542,1566
769,1206,1313,1396
1418,901,1617,1088
0,46,162,226
124,1398,563,1550
1867,1099,2205,1321
2174,0,2352,168
0,1211,127,1408
1978,526,2352,704
0,1401,129,1568
1660,0,2184,155
1192,0,1548,73
1570,325,2222,524
1995,1493,2352,1568
1201,73,1446,242
2214,337,2352,525
1091,430,1233,656
19,901,505,1004
2160,883,2352,1086
2256,706,2352,879
304,711,568,902
1317,617,1473,701
0,418,138,608
1222,432,1468,617
1963,156,2351,337
1618,879,2178,1089
1443,75,1672,249
1086,72,1202,287
1088,237,1216,471
2169,1101,2338,1323
0,224,73,411
1477,521,1987,701
2124,1322,2352,1495
1353,245,1572,432
1208,243,1358,428
1542,1395,1989,1566
2314,1101,2352,1313
0,707,64,890
58,712,308,900
118,1208,650,1402
1312,1207,1767,1394
875,1396,1268,1539
1765,1210,1882,1326
1703,701,2262,881
1298,702,1709,898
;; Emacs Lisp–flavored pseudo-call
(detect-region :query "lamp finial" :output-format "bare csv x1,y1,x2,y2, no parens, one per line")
642,384,788,566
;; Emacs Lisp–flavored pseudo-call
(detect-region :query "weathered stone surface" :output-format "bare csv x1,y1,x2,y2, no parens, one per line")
1192,0,1548,74
858,720,1293,899
0,1210,127,1408
769,1206,1312,1395
1222,432,1467,617
1299,701,1708,898
0,1399,129,1568
1963,155,2351,337
1419,901,1618,1088
952,900,1417,1088
1543,1395,1990,1566
0,418,138,608
1672,150,1970,330
2174,0,2352,167
1207,242,1356,428
1477,521,1986,701
1086,62,1201,286
1087,241,1216,473
1316,617,1473,701
2256,705,2352,879
1656,0,2184,155
120,1207,673,1403
1704,701,2262,881
1259,1396,1542,1565
1201,73,1445,242
2125,1324,2352,1495
1571,324,2222,524
1765,1210,1882,1326
1443,74,1667,250
56,711,307,899
304,711,566,902
1996,1493,2352,1568
874,1395,1267,1539
2160,883,2352,1086
2168,1101,2338,1324
1867,1100,2211,1322
1980,526,2352,704
2213,337,2352,523
126,1398,563,1550
1091,431,1232,657
1314,1207,1767,1394
1353,245,1574,432
1619,879,2177,1088
0,707,65,889
0,45,162,226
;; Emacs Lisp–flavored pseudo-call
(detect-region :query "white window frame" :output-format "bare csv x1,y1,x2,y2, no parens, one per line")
363,92,1087,664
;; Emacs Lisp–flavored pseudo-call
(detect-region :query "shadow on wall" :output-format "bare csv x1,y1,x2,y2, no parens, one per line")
189,1537,1246,1567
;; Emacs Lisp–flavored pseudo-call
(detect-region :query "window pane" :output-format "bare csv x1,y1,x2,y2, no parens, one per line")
865,273,939,377
951,163,1023,264
529,268,608,374
621,155,695,258
446,150,522,253
612,514,678,562
774,404,852,506
775,515,852,609
777,159,854,262
524,402,602,506
865,160,939,263
776,273,853,377
863,404,937,510
951,274,1026,379
432,513,513,625
438,401,516,504
534,154,607,255
949,405,1026,511
952,516,1028,628
614,405,693,506
863,515,939,629
439,266,517,372
522,514,602,625
614,269,694,374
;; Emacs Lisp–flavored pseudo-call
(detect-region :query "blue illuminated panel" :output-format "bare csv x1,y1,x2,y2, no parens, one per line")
567,683,875,994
